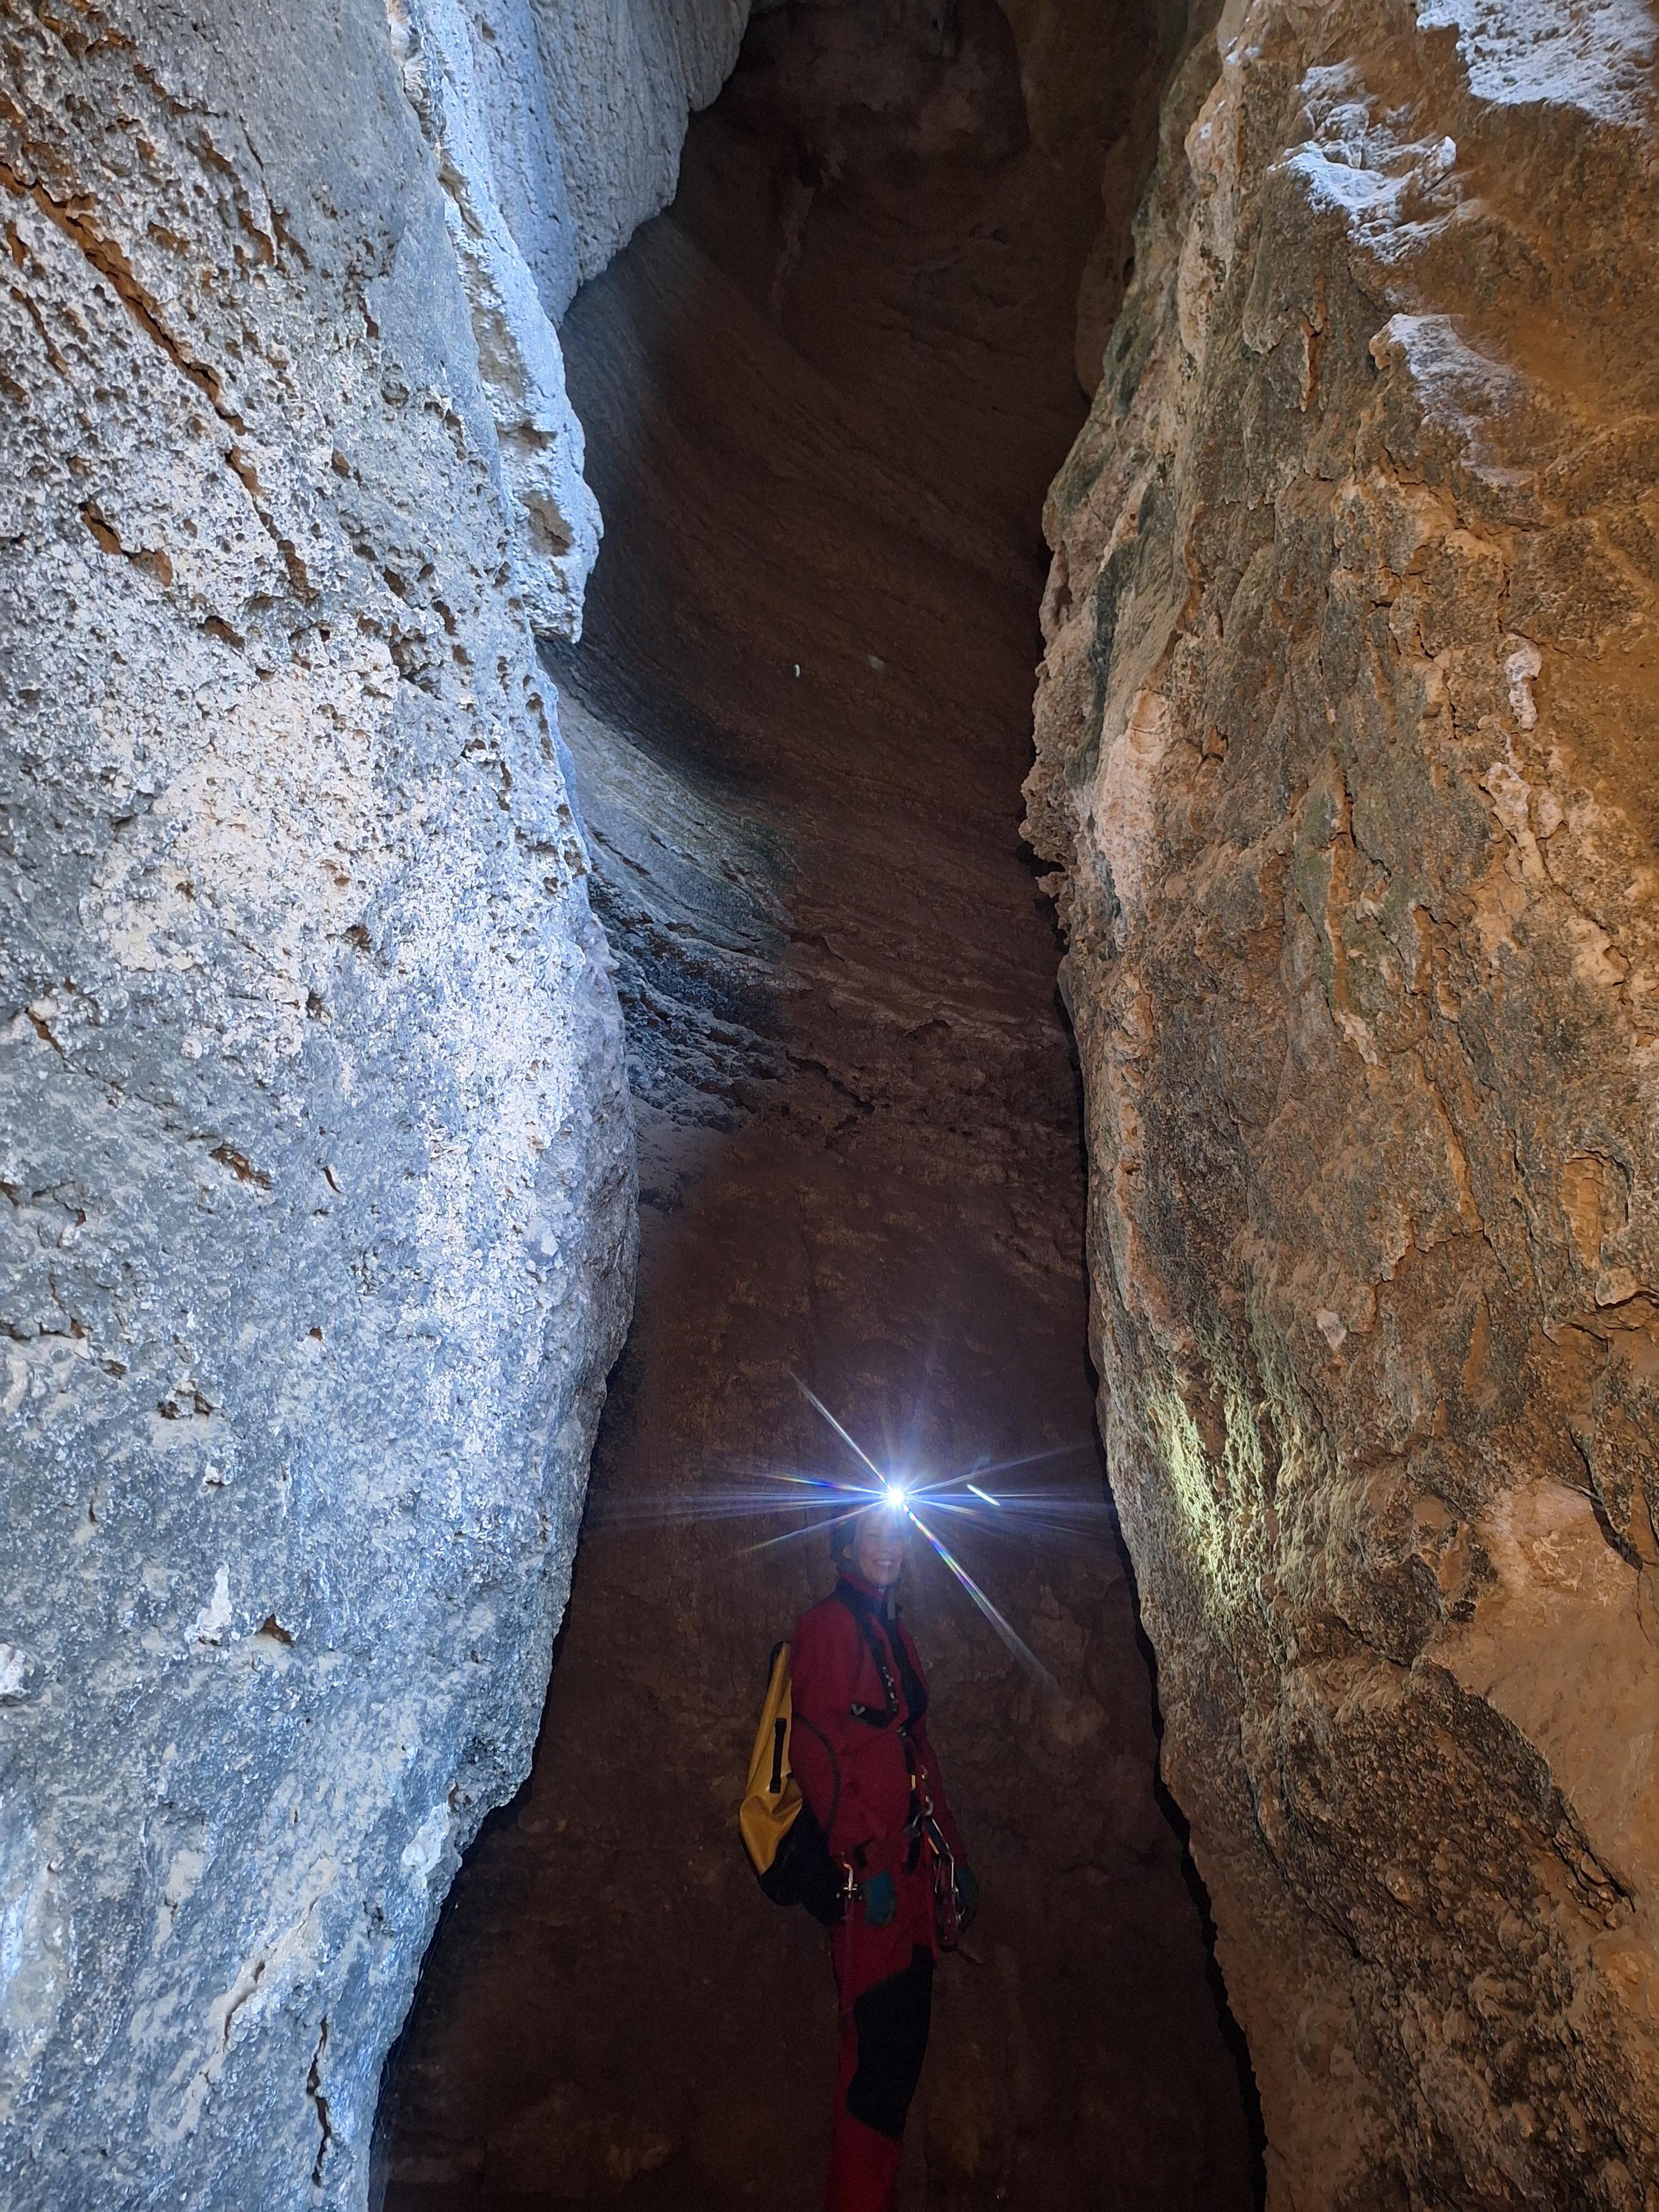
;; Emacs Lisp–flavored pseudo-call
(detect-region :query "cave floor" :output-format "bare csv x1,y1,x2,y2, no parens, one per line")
378,9,1257,2208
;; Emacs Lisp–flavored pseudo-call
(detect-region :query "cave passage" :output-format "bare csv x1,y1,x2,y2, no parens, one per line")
378,7,1257,2206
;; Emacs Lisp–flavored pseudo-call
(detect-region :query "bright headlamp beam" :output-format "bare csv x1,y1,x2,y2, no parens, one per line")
884,1480,908,1510
791,1373,889,1488
740,1503,864,1558
907,1509,1058,1693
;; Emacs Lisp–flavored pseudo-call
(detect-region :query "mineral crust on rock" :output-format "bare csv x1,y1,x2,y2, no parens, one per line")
0,0,676,2201
1027,0,1659,2203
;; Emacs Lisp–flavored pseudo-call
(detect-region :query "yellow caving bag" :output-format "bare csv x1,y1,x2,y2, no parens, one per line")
739,1641,845,1924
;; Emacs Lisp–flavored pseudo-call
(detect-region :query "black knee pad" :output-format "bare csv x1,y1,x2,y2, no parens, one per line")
846,1945,935,2141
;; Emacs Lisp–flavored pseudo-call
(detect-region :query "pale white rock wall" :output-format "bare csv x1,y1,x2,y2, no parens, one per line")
1029,0,1659,2203
391,0,603,639
448,0,586,317
533,0,752,293
374,0,754,640
0,0,744,2203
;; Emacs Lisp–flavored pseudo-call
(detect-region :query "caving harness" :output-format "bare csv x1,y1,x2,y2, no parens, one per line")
739,1584,967,1948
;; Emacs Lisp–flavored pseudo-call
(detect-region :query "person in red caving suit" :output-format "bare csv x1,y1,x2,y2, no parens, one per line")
789,1503,979,2212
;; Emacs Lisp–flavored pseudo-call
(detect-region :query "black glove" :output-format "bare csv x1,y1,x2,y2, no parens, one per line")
861,1870,897,1927
954,1864,979,1934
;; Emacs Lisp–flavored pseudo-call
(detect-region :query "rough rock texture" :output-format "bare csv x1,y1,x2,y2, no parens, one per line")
533,0,752,300
383,0,754,639
1027,0,1659,2204
388,0,603,639
544,635,788,1162
377,5,1258,2208
0,0,736,2199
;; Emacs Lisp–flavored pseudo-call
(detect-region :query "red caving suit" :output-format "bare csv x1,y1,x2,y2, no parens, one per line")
789,1571,967,2212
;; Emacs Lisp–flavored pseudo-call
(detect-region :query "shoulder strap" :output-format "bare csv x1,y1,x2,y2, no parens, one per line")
832,1583,900,1724
888,1619,928,1728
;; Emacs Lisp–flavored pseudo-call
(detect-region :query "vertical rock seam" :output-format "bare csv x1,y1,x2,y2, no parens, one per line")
375,0,756,644
1028,0,1659,2204
386,0,602,641
0,1,640,2204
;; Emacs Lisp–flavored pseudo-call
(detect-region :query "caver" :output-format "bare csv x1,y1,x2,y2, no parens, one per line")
789,1505,979,2212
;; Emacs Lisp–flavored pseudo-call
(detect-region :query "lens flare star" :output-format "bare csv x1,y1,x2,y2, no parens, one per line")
582,1374,1113,1692
772,1374,1107,1692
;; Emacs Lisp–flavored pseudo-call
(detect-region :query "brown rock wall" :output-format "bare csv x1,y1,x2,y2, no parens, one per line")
1027,1,1659,2203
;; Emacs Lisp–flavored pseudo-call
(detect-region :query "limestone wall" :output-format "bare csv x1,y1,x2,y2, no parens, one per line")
530,0,752,304
0,1,742,2204
1027,1,1659,2201
384,0,753,639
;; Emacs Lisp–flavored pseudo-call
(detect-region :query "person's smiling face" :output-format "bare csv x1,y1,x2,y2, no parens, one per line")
855,1509,907,1589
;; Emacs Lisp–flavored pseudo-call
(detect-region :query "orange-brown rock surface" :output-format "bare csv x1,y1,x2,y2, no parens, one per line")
1027,1,1659,2203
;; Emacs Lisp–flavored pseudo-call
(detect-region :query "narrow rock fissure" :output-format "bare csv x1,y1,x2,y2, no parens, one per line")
8,2,1658,2201
378,8,1258,2206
